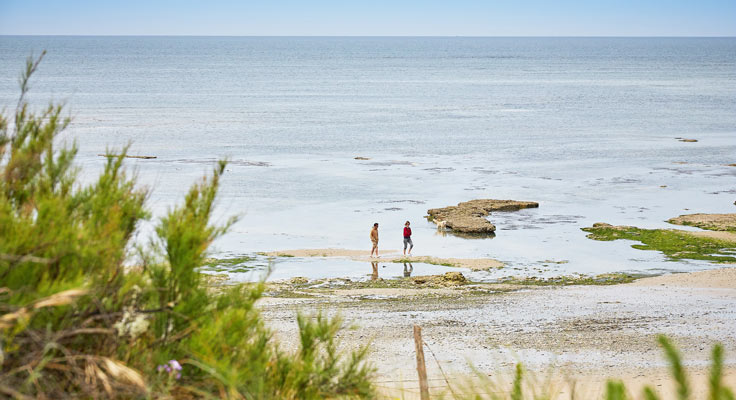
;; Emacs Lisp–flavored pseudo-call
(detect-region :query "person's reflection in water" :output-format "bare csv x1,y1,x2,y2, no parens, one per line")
371,261,379,280
403,262,413,277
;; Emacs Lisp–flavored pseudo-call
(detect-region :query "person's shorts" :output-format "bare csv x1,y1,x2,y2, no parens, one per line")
403,237,413,249
371,240,378,246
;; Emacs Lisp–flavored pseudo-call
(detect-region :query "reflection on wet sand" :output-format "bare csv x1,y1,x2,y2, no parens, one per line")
370,261,413,280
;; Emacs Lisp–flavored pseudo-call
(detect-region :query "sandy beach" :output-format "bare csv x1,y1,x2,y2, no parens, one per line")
265,248,505,270
258,266,736,398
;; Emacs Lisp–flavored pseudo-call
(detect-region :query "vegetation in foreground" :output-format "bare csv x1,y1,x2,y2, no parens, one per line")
0,54,373,398
582,225,736,263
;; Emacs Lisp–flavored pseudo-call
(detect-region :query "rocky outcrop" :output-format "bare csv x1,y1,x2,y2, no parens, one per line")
411,272,467,286
439,271,466,284
427,199,539,234
591,222,632,230
667,213,736,232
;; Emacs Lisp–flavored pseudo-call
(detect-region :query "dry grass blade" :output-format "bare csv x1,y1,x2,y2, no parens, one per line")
0,307,30,329
56,328,114,339
33,289,88,309
0,384,34,400
0,253,55,264
101,357,146,390
84,362,96,387
1,289,89,330
94,363,114,395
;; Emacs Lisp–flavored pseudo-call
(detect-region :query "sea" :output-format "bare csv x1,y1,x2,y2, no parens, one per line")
1,36,735,281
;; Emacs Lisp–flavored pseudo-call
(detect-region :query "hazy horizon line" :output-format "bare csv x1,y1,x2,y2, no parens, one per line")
2,34,735,38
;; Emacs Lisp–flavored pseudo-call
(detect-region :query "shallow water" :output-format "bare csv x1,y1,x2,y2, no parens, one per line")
1,37,734,280
203,257,471,283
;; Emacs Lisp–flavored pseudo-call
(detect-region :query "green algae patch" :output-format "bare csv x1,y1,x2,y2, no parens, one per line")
340,272,469,290
201,256,256,272
583,225,736,263
499,272,646,286
263,289,317,299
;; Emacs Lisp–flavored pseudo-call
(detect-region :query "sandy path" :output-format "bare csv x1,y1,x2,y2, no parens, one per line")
259,268,736,398
265,248,505,270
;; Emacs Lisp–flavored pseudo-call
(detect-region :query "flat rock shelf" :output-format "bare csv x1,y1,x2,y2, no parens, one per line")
427,199,539,235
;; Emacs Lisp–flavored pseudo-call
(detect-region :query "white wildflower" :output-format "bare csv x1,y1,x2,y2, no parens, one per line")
113,309,149,339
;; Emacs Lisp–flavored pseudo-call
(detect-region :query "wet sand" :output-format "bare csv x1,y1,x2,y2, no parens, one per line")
258,267,736,399
266,248,505,270
265,248,399,258
629,266,736,288
685,230,736,242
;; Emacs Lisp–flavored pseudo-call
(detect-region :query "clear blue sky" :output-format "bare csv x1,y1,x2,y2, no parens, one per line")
1,0,734,36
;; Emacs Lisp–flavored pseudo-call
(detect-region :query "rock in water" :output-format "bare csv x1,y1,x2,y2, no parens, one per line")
427,199,539,234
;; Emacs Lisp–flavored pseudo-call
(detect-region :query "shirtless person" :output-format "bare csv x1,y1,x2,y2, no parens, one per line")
370,223,379,257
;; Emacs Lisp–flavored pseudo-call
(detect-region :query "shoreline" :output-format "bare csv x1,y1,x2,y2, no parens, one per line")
258,266,736,398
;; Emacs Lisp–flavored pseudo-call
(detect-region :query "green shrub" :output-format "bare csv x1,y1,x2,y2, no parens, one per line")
0,53,374,399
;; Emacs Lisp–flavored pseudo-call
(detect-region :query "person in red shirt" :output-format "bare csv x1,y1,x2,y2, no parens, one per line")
403,221,414,256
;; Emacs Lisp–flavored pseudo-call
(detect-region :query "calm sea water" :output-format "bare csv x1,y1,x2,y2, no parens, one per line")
1,37,735,279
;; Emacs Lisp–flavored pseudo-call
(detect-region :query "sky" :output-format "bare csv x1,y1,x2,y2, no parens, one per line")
0,0,734,36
